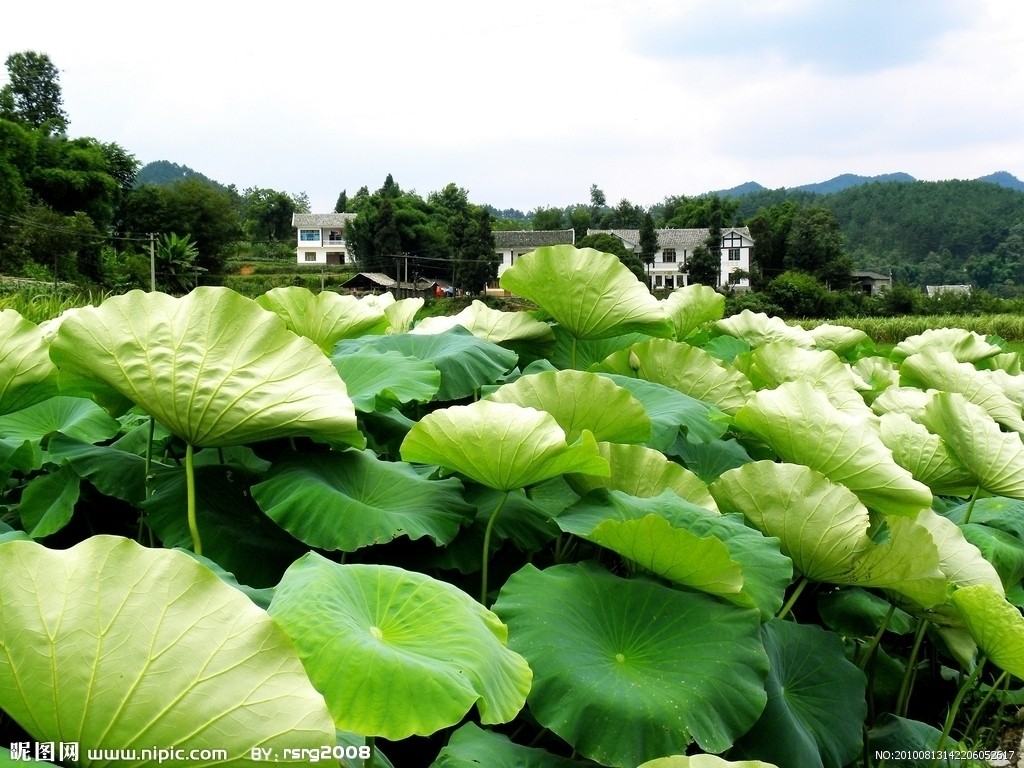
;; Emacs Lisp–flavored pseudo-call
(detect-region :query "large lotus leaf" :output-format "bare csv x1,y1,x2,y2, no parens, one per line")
870,386,934,420
487,369,651,444
499,245,673,340
951,584,1024,677
714,310,815,348
17,464,80,539
0,536,336,763
891,328,1002,364
0,309,60,415
331,343,441,411
0,747,58,765
808,323,871,358
638,758,778,768
596,338,753,415
431,723,589,768
255,286,388,351
557,490,791,616
383,296,424,333
661,284,725,341
851,356,900,403
732,621,866,768
877,413,976,496
710,462,947,607
900,350,1024,433
412,299,555,349
566,441,718,511
550,327,653,370
401,400,608,492
47,288,363,449
868,715,966,768
251,449,472,552
0,396,119,445
671,436,755,484
960,524,1024,593
818,588,916,639
947,497,1024,540
493,562,768,765
920,392,1024,499
339,325,517,401
268,554,532,739
913,508,1004,595
734,381,933,516
0,436,37,477
599,373,729,448
985,366,1024,403
46,435,154,504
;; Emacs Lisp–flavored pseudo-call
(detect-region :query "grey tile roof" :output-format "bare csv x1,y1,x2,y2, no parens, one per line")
494,230,575,248
292,213,356,228
588,227,753,250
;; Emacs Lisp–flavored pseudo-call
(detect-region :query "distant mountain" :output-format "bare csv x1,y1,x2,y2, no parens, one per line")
715,181,768,197
713,171,1024,199
135,160,232,193
792,172,917,195
976,171,1024,192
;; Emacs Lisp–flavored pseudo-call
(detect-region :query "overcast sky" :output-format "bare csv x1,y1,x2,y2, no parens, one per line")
2,0,1022,214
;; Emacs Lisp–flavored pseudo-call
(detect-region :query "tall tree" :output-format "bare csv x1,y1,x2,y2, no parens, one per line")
0,52,69,134
242,187,296,241
785,206,850,288
638,213,659,269
334,189,348,213
531,206,566,230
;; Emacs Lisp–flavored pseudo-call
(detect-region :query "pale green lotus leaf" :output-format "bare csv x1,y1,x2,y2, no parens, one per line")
331,344,441,411
596,337,753,415
914,509,1003,594
714,310,815,348
878,413,976,496
0,309,60,415
851,356,900,403
901,350,1024,434
599,374,729,448
268,554,532,739
661,284,725,341
639,758,778,768
255,286,388,351
711,461,948,607
566,441,718,512
808,323,870,358
734,381,933,515
412,299,555,349
0,396,120,445
499,245,673,340
870,386,935,420
48,288,363,449
951,584,1024,677
557,489,791,616
0,536,336,763
921,392,1024,500
494,562,768,765
891,328,1002,364
986,366,1024,403
251,449,472,552
401,400,608,492
487,369,651,444
383,296,424,333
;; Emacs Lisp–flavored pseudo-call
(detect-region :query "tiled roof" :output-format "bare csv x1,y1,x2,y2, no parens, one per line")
293,213,356,228
589,227,753,250
494,229,575,248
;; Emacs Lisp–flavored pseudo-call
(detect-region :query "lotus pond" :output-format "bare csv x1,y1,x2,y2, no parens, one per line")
1,245,1023,768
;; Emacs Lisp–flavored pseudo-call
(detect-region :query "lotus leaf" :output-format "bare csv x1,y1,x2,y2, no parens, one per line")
431,723,586,768
331,344,441,411
411,299,555,350
877,413,976,496
268,553,532,739
18,464,80,538
661,284,725,341
0,536,336,763
255,286,388,351
0,309,61,416
714,310,815,348
808,323,871,358
891,328,1002,364
0,395,119,445
48,288,363,449
549,327,652,370
951,584,1024,677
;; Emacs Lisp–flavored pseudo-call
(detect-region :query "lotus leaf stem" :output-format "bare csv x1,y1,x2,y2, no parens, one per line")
896,618,929,718
481,491,510,604
961,484,982,525
963,669,1007,742
931,655,986,768
364,736,374,768
185,442,201,556
776,576,808,620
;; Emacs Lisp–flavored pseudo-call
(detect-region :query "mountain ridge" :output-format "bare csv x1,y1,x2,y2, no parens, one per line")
711,171,1024,198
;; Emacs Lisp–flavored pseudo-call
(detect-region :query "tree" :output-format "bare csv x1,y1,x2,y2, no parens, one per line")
638,213,659,269
686,245,720,287
429,183,498,292
242,187,297,242
334,190,348,213
0,52,69,134
785,206,850,287
531,206,565,231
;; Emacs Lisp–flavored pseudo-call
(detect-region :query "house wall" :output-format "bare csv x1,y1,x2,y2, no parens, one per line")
294,227,353,265
645,234,752,290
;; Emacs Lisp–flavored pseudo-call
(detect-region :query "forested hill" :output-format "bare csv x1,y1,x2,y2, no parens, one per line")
136,160,232,194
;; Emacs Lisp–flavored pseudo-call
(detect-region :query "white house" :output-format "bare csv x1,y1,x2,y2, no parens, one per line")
588,227,754,290
293,213,357,265
493,230,575,278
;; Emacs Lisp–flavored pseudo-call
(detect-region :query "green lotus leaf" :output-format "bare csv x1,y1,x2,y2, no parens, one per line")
255,286,388,352
871,386,933,420
565,441,718,512
985,366,1024,403
0,436,37,478
711,462,948,607
808,323,871,358
661,284,725,341
338,326,517,401
671,436,754,484
493,562,768,765
951,584,1024,677
599,373,730,448
596,338,753,415
46,434,154,504
499,245,673,340
960,523,1024,593
401,400,608,492
17,464,80,538
383,296,424,333
877,413,976,496
851,356,900,403
268,553,532,739
0,396,119,445
431,723,587,768
331,343,441,411
891,328,1002,364
251,449,473,552
0,747,59,765
0,309,60,416
947,496,1024,540
487,369,651,444
734,381,933,515
412,299,555,349
48,287,363,449
732,620,866,768
868,715,965,768
550,327,652,370
556,489,791,616
818,588,916,639
0,536,336,763
901,350,1024,434
714,310,815,348
913,508,1003,594
638,758,778,768
920,392,1024,499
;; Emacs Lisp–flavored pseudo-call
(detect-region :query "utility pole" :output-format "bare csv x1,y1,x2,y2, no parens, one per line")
149,232,156,292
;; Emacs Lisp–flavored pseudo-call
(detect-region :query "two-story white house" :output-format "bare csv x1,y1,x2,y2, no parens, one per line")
494,229,576,279
588,227,754,290
293,213,357,265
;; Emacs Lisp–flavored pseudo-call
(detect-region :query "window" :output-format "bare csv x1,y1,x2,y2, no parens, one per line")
326,228,344,242
304,252,317,262
728,248,741,261
655,275,663,287
326,252,345,265
665,276,675,289
662,248,676,263
299,229,320,242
